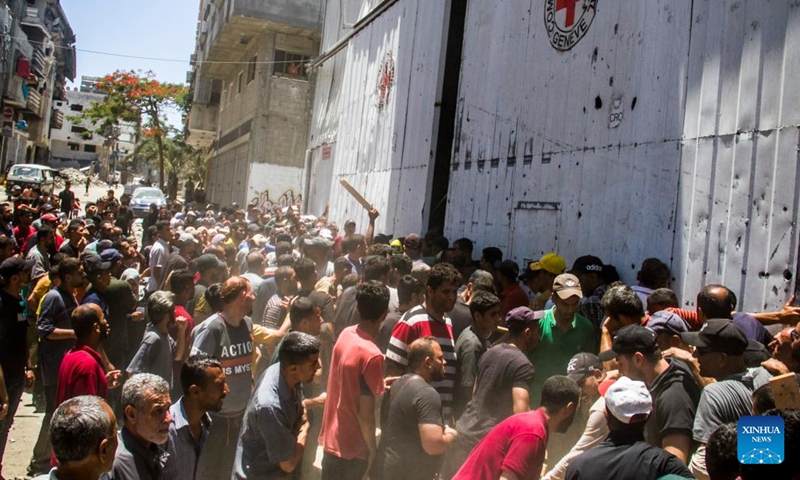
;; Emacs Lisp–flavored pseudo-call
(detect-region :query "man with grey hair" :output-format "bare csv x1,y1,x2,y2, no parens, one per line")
33,395,117,480
127,291,186,391
110,373,173,480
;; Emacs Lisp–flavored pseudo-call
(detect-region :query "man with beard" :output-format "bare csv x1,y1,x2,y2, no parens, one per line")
442,307,538,478
110,373,173,480
29,258,86,476
453,376,580,480
566,377,694,480
233,332,321,479
190,276,255,480
126,291,187,392
0,203,14,242
56,304,121,406
163,353,229,480
372,337,458,480
387,263,462,420
598,324,701,463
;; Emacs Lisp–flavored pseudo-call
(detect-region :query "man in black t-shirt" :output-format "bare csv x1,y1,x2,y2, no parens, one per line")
441,307,538,479
373,337,457,480
58,182,75,218
599,324,701,464
0,258,34,479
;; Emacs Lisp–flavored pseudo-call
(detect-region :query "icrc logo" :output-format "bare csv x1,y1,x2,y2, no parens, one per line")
544,0,598,51
738,415,784,465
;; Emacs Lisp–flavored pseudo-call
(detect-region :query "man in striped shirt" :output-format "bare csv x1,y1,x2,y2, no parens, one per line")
386,263,461,421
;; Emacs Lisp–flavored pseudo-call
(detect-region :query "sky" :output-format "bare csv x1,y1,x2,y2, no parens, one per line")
61,0,200,128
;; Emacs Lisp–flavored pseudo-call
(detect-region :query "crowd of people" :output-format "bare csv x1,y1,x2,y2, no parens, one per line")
0,180,799,480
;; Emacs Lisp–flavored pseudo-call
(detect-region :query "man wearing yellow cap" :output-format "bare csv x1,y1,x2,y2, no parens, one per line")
520,253,566,310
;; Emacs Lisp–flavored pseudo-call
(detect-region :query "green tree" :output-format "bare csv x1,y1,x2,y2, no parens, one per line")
79,70,187,190
134,132,205,200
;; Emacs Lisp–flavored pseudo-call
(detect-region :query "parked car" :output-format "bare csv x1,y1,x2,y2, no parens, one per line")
123,176,146,196
4,164,59,196
130,186,166,217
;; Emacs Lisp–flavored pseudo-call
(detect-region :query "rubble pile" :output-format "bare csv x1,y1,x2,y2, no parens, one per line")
54,168,108,189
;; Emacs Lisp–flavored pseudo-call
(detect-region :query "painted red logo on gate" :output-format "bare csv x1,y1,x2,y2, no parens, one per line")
545,0,597,51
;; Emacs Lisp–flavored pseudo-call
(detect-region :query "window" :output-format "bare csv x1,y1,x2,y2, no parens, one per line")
68,143,80,151
71,126,87,134
84,145,97,153
273,50,309,79
56,102,62,107
247,55,257,83
237,72,243,94
69,104,83,112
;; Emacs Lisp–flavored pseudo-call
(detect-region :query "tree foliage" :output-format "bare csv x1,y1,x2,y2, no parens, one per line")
79,70,188,190
134,131,206,200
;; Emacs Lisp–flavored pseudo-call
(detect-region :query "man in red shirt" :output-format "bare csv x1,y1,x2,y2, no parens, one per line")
453,376,580,480
497,260,530,318
320,280,389,480
56,303,121,406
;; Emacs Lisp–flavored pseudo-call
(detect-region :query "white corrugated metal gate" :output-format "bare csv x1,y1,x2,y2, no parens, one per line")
444,0,800,311
306,0,450,236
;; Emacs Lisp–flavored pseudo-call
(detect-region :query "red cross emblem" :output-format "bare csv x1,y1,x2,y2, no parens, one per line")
556,0,583,28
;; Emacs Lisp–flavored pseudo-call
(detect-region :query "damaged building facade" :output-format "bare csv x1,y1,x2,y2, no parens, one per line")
305,0,800,312
185,0,322,207
0,0,75,171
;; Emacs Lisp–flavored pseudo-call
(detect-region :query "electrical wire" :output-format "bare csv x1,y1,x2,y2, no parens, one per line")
17,35,305,66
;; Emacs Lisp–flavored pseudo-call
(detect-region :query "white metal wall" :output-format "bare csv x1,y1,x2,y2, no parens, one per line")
306,0,450,236
445,0,800,311
446,0,691,287
674,0,800,310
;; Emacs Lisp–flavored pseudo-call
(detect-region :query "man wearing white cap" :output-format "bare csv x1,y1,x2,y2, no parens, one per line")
565,377,693,480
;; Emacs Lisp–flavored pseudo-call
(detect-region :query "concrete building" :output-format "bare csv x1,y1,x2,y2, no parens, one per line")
0,0,75,171
306,0,800,313
185,0,322,207
49,88,105,169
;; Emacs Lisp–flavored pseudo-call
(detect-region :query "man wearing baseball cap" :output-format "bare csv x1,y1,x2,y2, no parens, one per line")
442,307,537,478
566,377,693,479
680,319,772,479
569,255,610,334
598,324,701,464
528,274,595,409
646,311,691,352
543,353,610,480
519,253,566,310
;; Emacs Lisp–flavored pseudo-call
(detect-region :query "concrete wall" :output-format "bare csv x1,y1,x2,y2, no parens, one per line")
233,0,322,32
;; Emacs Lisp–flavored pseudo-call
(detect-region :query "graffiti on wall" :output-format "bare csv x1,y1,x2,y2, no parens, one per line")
249,188,303,212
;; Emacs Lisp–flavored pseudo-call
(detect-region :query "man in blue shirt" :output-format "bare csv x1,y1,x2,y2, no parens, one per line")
232,332,320,479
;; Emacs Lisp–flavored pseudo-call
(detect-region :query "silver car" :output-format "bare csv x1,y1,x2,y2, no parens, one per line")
130,187,166,217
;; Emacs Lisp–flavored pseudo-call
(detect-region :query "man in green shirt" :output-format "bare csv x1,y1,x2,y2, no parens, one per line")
528,274,596,406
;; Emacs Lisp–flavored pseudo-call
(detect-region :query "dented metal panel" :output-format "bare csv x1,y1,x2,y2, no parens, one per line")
445,0,799,312
675,0,800,311
306,0,450,235
446,0,690,287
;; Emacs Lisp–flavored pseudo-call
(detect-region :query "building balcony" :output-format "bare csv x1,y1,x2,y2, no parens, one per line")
26,89,43,117
200,0,321,77
50,108,64,130
186,103,218,148
20,6,48,38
